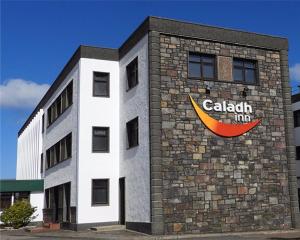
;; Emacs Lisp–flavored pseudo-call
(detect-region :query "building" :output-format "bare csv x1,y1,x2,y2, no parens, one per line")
0,180,44,223
16,16,300,234
292,93,300,208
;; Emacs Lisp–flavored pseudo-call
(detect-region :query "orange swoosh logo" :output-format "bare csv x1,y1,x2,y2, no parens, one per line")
189,95,261,137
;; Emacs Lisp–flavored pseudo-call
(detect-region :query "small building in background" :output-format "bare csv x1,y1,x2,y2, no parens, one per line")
0,179,44,223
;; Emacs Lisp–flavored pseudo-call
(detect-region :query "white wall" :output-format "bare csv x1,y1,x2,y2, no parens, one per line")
119,35,150,223
43,64,79,207
17,109,43,180
77,58,119,224
30,191,44,222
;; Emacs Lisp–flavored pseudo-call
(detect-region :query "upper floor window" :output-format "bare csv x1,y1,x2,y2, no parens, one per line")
93,72,109,97
233,59,257,84
47,81,73,127
294,110,300,128
188,53,215,80
42,114,45,133
40,153,44,173
46,133,72,169
126,117,138,149
296,146,300,160
126,57,138,90
92,179,109,205
92,127,109,152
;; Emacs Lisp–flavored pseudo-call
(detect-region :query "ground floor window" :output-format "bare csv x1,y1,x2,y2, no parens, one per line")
0,192,12,210
92,179,109,205
14,191,30,202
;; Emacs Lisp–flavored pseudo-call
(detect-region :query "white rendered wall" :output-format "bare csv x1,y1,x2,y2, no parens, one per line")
30,191,44,222
17,109,43,180
43,64,79,207
292,101,300,186
119,35,150,223
77,58,119,224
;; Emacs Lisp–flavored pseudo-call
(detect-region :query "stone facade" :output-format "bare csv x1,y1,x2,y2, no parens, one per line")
159,34,291,234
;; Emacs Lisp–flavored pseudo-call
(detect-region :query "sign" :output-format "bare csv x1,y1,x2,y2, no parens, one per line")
189,95,260,137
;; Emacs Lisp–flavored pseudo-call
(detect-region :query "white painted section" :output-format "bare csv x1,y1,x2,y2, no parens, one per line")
77,58,119,224
30,191,44,222
17,109,43,180
119,34,150,223
43,64,79,206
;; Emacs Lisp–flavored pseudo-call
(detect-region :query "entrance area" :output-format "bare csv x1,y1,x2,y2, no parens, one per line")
44,182,71,223
119,178,125,225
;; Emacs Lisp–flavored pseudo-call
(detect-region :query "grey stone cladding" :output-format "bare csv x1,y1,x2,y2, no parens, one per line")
159,34,293,234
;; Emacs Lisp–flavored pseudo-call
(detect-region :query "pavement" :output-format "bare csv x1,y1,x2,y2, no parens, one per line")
0,228,300,240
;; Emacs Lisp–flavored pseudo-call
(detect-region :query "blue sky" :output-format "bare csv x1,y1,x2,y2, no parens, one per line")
1,1,300,179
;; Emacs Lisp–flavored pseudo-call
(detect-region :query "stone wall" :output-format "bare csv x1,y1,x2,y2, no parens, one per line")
159,34,291,234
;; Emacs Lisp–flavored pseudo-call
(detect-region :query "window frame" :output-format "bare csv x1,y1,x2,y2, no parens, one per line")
47,81,73,128
45,132,72,170
93,72,110,98
91,179,109,206
188,52,217,80
233,58,259,85
126,57,139,91
92,127,110,153
126,117,139,149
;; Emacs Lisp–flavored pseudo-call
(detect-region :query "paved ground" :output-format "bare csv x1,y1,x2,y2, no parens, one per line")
1,229,300,240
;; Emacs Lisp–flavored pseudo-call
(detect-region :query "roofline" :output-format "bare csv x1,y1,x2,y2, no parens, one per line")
18,46,118,136
18,16,288,136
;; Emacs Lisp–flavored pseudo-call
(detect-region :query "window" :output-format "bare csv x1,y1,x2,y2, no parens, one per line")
126,117,138,149
0,193,12,210
47,81,73,126
46,133,72,169
296,146,300,160
233,59,257,84
92,179,109,205
188,53,215,79
42,114,45,133
40,153,44,173
294,110,300,127
92,127,109,152
126,57,138,90
14,192,29,202
93,72,109,97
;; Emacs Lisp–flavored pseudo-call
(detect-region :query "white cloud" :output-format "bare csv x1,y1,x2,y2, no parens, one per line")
0,79,50,108
290,63,300,82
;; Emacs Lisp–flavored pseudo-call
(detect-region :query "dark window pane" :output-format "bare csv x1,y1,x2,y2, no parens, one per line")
94,72,109,97
40,153,43,173
203,64,214,79
201,56,214,63
127,117,138,148
126,58,138,90
67,83,73,106
233,60,244,67
14,192,29,202
93,127,109,152
42,114,44,133
189,54,201,62
66,134,72,158
189,62,201,78
94,82,108,96
294,110,300,127
296,146,300,160
245,69,256,84
0,193,12,210
233,68,244,81
245,62,255,68
92,179,109,205
56,97,61,116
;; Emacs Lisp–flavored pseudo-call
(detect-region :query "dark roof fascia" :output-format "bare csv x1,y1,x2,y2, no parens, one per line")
18,46,118,136
0,179,44,193
292,93,300,104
